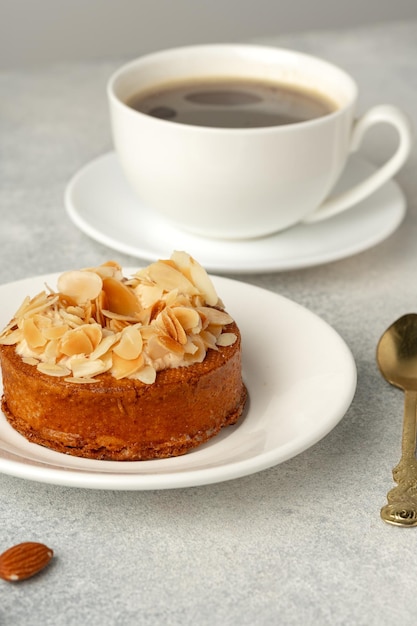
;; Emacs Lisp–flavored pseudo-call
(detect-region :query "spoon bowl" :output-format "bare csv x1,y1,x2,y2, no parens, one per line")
377,313,417,391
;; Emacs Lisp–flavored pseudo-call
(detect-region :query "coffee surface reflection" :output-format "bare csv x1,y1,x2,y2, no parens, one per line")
126,78,337,128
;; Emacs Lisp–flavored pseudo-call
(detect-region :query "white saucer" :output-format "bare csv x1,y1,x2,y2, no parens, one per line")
65,152,405,274
0,272,356,490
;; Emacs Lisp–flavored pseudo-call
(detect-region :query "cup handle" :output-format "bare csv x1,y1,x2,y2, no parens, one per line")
303,105,413,223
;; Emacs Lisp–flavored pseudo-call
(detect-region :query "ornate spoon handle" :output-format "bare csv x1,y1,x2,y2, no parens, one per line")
381,390,417,526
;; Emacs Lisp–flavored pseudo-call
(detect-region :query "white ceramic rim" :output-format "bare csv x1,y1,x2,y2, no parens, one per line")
0,272,357,490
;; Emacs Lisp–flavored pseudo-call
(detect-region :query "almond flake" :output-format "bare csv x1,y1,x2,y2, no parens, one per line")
21,294,59,318
173,307,201,333
70,356,110,379
188,257,218,306
111,352,145,379
59,327,94,357
0,328,22,345
200,330,219,350
113,326,143,360
167,309,187,345
216,332,237,347
157,334,185,356
101,310,140,322
41,325,69,340
134,284,164,308
132,364,157,384
23,318,47,349
82,324,102,350
198,307,234,326
89,333,120,360
22,357,40,366
102,277,141,317
58,270,103,305
184,336,206,363
37,362,71,377
147,260,198,296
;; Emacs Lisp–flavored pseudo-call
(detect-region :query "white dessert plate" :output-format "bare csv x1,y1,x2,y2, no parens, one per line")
0,272,356,490
65,152,405,274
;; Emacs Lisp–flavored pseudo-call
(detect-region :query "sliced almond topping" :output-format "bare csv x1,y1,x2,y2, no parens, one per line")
134,283,164,308
0,321,18,336
170,250,191,270
154,309,177,341
60,310,87,328
66,305,85,318
216,332,237,347
89,333,120,360
147,260,198,296
32,314,51,330
12,295,31,319
43,338,59,361
166,309,187,345
200,330,218,350
93,291,106,327
108,319,130,333
172,306,201,333
37,362,71,377
102,277,141,317
149,300,166,322
146,334,170,360
157,334,185,356
184,336,206,363
206,323,223,339
0,328,23,345
92,260,123,280
111,352,144,379
58,270,103,305
170,251,218,306
23,318,47,349
70,356,111,379
191,294,205,308
42,325,69,340
198,307,234,326
101,310,140,322
82,324,102,350
113,325,143,360
21,294,59,318
132,364,156,385
22,357,39,366
183,339,198,355
0,254,237,385
163,288,180,307
153,307,188,344
59,327,94,357
188,257,218,306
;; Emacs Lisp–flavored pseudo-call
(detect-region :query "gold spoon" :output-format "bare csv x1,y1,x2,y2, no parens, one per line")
377,313,417,526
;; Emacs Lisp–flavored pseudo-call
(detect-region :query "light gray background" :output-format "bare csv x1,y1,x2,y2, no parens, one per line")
1,0,417,68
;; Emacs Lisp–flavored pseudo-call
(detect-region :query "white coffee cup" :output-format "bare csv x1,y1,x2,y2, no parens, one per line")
107,44,412,240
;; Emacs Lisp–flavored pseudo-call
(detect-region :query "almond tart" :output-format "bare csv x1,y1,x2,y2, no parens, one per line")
0,252,247,460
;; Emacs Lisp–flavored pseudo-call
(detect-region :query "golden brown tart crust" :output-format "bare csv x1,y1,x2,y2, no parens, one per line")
0,321,246,460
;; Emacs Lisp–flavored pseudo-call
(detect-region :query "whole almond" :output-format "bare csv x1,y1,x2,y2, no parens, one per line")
0,542,54,582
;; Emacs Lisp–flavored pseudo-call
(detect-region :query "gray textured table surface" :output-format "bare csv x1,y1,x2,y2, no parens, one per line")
1,20,417,626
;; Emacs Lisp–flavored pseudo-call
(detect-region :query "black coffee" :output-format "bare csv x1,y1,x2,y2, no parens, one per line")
126,77,337,128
